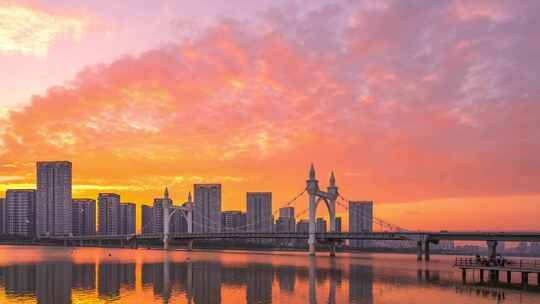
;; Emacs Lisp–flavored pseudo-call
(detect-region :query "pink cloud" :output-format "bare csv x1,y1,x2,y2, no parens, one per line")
1,0,539,207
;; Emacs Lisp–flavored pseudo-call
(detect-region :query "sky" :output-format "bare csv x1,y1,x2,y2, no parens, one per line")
0,0,539,231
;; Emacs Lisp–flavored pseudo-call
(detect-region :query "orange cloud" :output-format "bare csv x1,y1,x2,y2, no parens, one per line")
1,1,539,230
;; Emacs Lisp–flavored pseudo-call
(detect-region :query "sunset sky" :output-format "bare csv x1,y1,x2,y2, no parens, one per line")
1,0,539,231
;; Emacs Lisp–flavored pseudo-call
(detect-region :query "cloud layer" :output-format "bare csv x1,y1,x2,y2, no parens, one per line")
0,3,88,57
1,1,539,228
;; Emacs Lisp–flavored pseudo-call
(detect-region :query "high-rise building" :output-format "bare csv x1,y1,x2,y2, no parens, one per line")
36,161,72,236
98,193,120,235
6,189,36,237
194,184,221,233
275,207,295,233
0,198,6,234
153,187,172,234
222,211,246,232
335,217,342,232
316,217,327,233
72,199,96,236
141,205,153,235
120,203,136,235
246,192,272,233
349,201,373,248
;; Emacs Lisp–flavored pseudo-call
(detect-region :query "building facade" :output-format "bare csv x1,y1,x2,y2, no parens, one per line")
316,217,327,233
0,198,5,234
275,207,295,233
152,188,172,235
72,199,96,236
222,211,246,232
349,201,373,248
335,217,342,232
141,205,153,235
193,184,221,233
120,203,136,235
6,189,36,236
36,161,72,236
98,193,120,235
246,192,272,233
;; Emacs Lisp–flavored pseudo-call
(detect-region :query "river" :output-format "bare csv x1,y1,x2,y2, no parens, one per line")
0,246,537,303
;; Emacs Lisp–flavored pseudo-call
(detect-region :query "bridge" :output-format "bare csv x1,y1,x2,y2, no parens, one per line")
19,164,540,259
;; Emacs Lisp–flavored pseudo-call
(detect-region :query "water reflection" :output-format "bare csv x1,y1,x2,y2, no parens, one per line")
0,247,538,303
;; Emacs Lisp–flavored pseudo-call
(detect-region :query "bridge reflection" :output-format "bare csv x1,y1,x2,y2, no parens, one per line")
0,253,533,303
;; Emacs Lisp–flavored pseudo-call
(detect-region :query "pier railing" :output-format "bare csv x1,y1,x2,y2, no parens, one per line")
455,257,540,271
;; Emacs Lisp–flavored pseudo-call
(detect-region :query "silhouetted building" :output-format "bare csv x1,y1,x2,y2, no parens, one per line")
349,201,373,248
72,199,96,236
98,193,120,235
246,192,272,232
222,211,246,232
141,205,153,235
36,161,72,236
170,206,188,233
316,217,327,233
194,184,221,233
120,203,136,235
6,189,36,237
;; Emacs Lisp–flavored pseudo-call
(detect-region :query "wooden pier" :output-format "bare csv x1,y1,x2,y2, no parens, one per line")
455,257,540,286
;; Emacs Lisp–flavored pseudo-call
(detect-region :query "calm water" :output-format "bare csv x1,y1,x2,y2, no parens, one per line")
0,246,537,303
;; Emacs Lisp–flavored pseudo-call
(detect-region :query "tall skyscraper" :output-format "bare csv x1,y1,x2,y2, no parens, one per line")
349,201,373,248
222,211,246,232
153,188,172,234
98,193,120,235
246,192,272,232
141,205,153,235
6,189,36,237
36,161,72,236
120,203,136,235
0,198,6,234
194,184,221,233
72,199,96,236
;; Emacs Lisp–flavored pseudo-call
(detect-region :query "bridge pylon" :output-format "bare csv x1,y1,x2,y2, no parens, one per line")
306,164,338,256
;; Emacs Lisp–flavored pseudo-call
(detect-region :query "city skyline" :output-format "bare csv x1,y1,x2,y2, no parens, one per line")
1,1,540,232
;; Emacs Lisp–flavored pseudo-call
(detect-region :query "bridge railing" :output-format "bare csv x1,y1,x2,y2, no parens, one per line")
454,257,540,270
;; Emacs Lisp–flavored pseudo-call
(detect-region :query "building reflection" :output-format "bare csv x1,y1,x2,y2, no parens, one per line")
247,263,273,304
72,263,95,290
0,253,379,304
276,265,295,294
36,262,72,304
349,264,373,304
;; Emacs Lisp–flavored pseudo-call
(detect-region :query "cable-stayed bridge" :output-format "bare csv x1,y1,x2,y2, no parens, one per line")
30,165,540,259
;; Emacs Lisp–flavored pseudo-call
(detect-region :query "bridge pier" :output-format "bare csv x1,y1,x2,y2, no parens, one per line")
507,271,512,283
489,270,499,283
462,269,466,283
522,272,529,286
417,241,423,261
487,240,497,260
329,241,336,257
480,269,485,282
187,239,193,251
424,241,430,262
